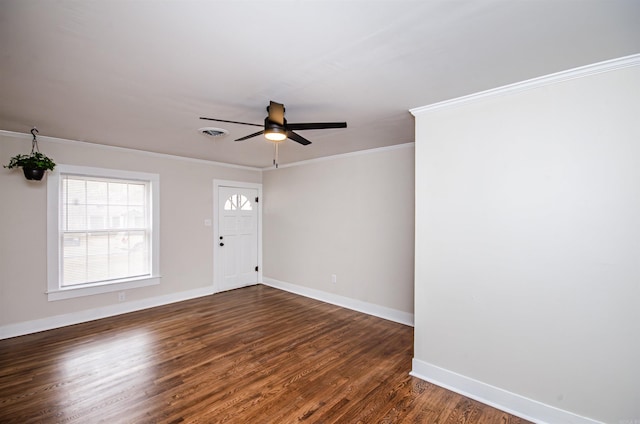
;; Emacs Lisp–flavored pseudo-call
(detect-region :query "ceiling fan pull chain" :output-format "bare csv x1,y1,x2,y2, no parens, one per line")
274,142,279,169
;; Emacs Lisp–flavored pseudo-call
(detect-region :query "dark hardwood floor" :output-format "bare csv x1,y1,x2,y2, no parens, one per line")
0,285,530,423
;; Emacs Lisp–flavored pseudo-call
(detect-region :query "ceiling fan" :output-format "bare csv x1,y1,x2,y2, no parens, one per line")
200,101,346,166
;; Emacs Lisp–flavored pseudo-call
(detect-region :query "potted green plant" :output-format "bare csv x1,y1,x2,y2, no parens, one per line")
5,151,56,180
4,128,56,181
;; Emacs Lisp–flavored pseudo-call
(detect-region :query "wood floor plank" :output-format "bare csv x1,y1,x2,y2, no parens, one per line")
0,285,531,423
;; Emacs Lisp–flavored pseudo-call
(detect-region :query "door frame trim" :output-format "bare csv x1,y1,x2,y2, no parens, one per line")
213,179,263,293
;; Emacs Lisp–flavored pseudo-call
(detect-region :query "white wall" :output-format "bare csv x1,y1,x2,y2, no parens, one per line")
262,145,415,323
412,59,640,423
0,132,261,336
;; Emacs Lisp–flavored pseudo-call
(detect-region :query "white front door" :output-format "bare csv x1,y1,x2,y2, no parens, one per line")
216,186,259,292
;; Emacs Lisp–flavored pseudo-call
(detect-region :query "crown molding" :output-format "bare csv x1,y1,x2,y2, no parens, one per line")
262,142,415,171
410,54,640,116
0,130,263,171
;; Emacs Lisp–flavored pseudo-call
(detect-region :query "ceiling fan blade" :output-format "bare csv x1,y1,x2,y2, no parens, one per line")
268,101,285,125
235,130,264,141
287,122,347,130
287,131,312,146
200,117,262,127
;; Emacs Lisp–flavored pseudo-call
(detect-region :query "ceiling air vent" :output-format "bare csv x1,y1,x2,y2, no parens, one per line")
199,127,228,137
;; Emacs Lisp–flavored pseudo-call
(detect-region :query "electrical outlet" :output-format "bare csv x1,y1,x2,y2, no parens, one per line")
331,274,337,284
118,291,126,302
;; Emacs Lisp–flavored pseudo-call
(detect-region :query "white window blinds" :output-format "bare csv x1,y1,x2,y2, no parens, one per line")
61,175,151,287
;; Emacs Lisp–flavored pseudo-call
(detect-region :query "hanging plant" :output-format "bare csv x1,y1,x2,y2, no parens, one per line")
4,128,56,181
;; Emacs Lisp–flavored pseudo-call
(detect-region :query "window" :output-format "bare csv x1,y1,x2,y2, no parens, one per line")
47,165,160,301
224,194,253,211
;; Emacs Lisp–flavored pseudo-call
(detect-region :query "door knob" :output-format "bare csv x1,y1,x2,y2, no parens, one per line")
219,242,224,247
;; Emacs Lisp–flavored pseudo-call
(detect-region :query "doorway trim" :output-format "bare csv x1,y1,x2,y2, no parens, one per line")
213,179,263,293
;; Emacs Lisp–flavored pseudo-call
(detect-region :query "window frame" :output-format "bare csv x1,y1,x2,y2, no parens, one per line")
47,164,160,301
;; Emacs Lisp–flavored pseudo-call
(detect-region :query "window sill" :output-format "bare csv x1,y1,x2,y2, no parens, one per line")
47,276,161,301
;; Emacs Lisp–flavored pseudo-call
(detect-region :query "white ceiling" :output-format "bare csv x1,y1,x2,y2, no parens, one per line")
1,1,639,168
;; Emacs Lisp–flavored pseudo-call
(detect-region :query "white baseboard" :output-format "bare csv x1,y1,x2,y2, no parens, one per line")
0,286,214,340
261,277,414,327
410,358,604,424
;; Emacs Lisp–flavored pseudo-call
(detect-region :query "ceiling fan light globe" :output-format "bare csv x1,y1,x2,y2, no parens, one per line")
265,128,287,142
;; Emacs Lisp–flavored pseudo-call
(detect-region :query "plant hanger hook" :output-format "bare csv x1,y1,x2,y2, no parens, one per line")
30,127,40,154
